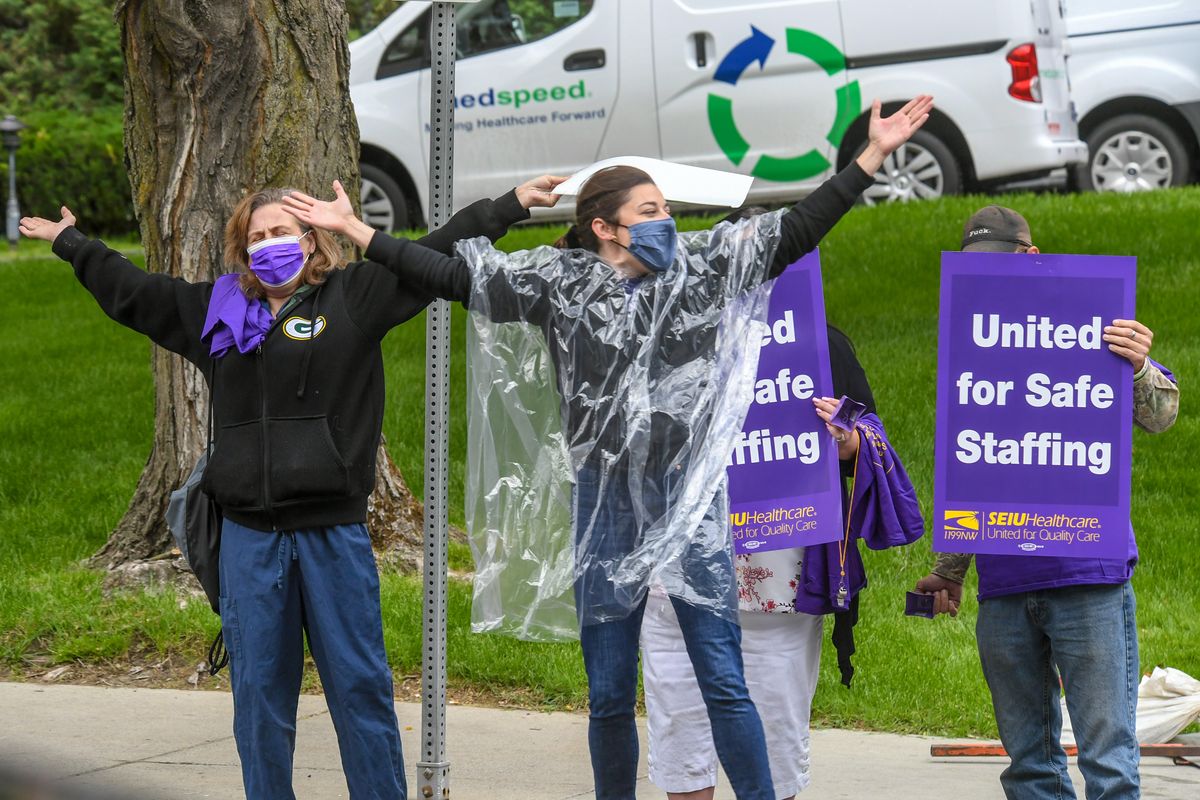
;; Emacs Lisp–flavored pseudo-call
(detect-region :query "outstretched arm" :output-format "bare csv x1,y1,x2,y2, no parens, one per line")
21,207,210,364
363,233,474,304
358,232,553,326
769,95,934,275
286,176,563,332
282,175,567,252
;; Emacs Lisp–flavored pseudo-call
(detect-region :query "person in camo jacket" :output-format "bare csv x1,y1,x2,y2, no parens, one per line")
915,205,1180,800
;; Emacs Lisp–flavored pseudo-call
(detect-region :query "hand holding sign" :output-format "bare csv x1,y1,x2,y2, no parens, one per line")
813,396,860,461
1103,318,1154,372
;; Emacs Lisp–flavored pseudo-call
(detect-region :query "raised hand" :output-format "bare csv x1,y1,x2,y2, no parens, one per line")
282,180,356,235
516,174,570,209
19,206,77,243
856,95,934,175
870,95,934,155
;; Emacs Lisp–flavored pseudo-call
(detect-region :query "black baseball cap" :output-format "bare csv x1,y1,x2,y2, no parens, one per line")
961,205,1033,252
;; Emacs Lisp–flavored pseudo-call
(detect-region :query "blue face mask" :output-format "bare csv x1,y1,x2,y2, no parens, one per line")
618,217,677,273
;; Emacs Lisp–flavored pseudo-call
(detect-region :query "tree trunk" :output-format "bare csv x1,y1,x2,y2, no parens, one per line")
93,0,424,570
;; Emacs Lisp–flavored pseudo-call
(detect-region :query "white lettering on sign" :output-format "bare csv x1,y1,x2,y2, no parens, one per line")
972,314,1102,350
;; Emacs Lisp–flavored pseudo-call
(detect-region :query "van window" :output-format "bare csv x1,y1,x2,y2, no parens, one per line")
460,1,595,58
377,0,594,79
377,9,432,80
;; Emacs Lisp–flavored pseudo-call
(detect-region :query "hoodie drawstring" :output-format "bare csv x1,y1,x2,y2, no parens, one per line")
296,288,320,399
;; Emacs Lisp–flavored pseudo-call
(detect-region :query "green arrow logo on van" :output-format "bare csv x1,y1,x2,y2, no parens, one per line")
708,27,861,182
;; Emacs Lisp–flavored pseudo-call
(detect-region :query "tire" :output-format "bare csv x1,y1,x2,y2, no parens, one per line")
1075,113,1192,193
360,163,412,232
856,129,962,205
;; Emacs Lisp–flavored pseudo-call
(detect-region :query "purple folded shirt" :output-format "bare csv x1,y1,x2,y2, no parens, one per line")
795,413,925,615
201,274,274,358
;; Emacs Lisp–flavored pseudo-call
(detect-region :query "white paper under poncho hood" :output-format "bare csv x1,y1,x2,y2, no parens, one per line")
459,173,786,643
552,156,754,208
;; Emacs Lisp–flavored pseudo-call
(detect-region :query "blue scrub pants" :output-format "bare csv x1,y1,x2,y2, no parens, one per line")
218,520,406,800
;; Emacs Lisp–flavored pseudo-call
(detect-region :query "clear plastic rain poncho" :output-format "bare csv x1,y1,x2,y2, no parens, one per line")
462,210,788,641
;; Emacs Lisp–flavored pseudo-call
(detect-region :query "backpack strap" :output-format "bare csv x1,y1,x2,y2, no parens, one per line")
204,362,228,678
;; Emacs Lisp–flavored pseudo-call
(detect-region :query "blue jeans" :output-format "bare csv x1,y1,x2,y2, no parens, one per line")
976,583,1140,800
219,520,406,800
580,596,774,800
574,462,772,799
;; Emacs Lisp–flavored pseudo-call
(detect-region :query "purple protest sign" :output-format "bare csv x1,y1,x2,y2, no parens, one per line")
727,250,843,554
933,252,1136,559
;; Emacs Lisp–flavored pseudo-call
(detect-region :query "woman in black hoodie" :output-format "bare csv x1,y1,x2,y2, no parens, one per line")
18,174,564,800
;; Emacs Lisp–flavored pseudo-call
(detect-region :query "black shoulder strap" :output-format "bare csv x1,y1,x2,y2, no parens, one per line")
206,362,216,454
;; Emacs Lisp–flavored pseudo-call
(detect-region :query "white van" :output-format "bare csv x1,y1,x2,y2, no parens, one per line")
1065,0,1200,192
349,0,1088,229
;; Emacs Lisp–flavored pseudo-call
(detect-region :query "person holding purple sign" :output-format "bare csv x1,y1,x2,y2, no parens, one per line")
916,205,1179,800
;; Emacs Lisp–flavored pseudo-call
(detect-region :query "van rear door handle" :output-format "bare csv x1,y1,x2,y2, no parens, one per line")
564,49,606,72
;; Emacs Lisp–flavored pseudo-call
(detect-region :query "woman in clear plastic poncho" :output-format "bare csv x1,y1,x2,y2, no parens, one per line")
286,95,933,800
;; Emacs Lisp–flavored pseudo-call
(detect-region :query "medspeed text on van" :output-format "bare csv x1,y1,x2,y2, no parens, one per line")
348,0,1088,230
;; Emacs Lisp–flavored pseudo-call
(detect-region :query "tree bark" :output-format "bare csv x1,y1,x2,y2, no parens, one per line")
93,0,424,569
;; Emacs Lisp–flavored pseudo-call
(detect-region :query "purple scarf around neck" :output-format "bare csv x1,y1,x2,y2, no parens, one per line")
201,274,274,358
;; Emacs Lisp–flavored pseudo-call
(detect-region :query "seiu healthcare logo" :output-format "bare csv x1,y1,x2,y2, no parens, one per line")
454,80,589,110
942,510,980,541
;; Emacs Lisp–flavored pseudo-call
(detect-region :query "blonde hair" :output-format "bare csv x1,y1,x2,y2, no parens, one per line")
223,188,345,298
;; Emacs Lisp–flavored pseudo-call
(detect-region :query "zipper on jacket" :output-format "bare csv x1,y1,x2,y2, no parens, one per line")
257,343,276,530
256,288,318,531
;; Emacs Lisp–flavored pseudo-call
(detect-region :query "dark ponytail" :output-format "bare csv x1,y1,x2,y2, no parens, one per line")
574,166,656,252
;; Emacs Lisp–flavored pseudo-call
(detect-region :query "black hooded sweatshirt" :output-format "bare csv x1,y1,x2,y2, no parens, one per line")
52,191,528,531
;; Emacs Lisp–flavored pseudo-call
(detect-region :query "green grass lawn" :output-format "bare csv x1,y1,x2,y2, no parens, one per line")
0,188,1196,737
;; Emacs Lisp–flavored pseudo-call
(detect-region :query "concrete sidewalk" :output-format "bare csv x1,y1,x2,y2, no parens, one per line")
1,683,1196,799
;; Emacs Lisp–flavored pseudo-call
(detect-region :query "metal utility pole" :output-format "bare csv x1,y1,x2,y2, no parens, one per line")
418,3,464,798
2,115,25,249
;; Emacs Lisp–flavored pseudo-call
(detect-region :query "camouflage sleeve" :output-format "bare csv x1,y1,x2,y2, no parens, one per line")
932,552,973,584
1133,361,1179,434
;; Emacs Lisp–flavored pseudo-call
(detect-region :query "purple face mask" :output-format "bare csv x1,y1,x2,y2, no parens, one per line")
247,232,310,288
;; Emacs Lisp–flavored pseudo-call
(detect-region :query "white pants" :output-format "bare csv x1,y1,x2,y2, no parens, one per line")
641,593,823,798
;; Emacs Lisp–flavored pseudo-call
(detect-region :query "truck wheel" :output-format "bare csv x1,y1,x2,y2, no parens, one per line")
360,163,411,232
859,129,961,205
1076,113,1192,192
